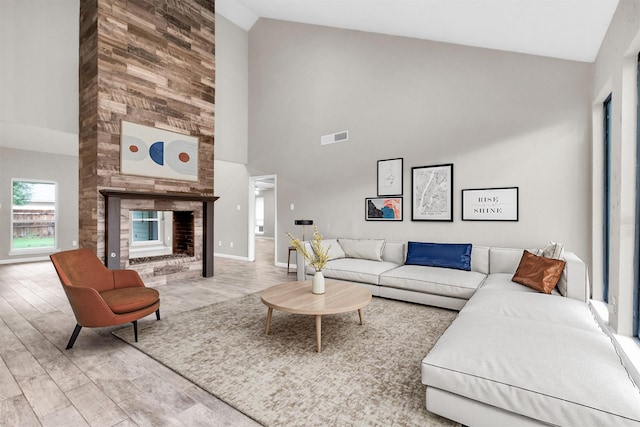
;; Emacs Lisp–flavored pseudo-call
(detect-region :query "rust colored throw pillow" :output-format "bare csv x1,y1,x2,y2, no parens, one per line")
512,250,566,294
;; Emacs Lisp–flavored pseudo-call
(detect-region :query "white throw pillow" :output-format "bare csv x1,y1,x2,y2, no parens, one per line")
316,238,345,261
381,241,405,265
534,242,564,260
338,238,386,262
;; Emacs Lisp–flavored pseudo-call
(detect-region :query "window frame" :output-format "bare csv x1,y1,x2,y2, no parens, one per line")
129,210,173,258
131,211,163,246
10,179,58,254
635,54,640,338
603,94,612,304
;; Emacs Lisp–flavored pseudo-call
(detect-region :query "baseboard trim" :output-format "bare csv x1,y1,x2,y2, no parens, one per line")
0,255,51,265
276,261,296,270
214,253,250,262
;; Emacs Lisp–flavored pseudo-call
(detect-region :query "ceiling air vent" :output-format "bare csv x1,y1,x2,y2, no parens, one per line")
320,130,349,145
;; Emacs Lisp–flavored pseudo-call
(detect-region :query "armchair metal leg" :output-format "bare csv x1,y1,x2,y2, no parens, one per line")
155,308,161,321
132,320,138,342
66,324,82,349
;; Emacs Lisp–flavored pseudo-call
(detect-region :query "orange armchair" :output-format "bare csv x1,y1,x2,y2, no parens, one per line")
50,248,160,349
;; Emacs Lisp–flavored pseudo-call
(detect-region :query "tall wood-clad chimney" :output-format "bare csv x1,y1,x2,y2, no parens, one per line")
78,0,215,283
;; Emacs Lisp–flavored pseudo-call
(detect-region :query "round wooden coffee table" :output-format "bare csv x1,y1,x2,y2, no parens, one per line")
261,279,372,352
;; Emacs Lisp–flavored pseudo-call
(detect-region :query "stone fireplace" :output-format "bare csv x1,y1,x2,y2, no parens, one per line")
79,1,216,284
101,190,217,285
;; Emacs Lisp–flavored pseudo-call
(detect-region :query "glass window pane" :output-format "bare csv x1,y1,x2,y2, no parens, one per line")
12,181,56,250
636,55,640,338
131,211,160,243
603,95,611,303
132,221,159,242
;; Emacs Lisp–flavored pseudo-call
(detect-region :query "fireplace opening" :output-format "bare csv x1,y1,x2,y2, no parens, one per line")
173,210,195,256
129,210,194,262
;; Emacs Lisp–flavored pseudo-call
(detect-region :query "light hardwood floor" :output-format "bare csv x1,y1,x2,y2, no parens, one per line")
0,238,295,426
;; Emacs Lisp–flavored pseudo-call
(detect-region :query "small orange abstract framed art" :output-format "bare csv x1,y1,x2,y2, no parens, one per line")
365,197,403,221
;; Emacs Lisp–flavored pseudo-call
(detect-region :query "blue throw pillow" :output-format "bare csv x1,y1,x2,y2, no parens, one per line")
405,242,472,271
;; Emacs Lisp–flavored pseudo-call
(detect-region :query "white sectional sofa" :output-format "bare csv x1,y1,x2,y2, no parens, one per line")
295,239,640,426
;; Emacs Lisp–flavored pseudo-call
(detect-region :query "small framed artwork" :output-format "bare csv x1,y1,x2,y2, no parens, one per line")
365,197,403,221
377,158,403,196
462,187,519,221
411,163,453,221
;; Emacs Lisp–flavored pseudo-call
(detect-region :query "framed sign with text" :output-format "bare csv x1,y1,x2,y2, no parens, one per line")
461,187,519,221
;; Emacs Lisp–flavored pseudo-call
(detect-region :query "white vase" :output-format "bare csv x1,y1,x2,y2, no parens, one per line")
312,271,325,294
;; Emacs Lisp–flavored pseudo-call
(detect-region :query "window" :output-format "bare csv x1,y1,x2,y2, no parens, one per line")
603,94,612,303
130,210,172,257
132,211,161,243
255,196,264,234
11,180,57,251
635,55,640,338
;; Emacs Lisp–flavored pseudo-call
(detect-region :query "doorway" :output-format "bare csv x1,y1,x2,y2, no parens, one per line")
249,175,277,264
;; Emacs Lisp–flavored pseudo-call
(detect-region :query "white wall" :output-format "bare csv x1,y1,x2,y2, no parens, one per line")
0,0,78,156
215,14,249,164
0,148,79,262
248,19,593,266
214,14,251,259
0,1,79,263
214,159,250,258
591,0,640,335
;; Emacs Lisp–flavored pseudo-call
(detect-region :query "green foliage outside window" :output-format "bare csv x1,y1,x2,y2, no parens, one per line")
12,181,33,206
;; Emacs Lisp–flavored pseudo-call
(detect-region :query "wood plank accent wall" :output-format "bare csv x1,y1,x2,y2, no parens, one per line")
79,0,215,280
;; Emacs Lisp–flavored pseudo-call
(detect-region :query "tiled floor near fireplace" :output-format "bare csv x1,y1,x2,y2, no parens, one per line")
0,238,293,426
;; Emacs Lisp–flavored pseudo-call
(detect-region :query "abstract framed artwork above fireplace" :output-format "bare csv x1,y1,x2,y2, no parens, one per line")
121,121,199,182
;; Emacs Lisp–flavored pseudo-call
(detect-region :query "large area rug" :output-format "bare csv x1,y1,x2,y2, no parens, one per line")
113,293,458,426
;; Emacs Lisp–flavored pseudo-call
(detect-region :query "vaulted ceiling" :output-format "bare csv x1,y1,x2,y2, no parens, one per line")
217,0,619,62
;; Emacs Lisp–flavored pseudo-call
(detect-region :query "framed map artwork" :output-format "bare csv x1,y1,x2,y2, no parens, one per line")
411,163,453,221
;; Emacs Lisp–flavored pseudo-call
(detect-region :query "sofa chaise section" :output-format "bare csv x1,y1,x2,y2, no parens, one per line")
422,284,640,426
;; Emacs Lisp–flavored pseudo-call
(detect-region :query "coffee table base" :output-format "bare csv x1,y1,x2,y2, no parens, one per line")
261,280,372,352
264,307,365,352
